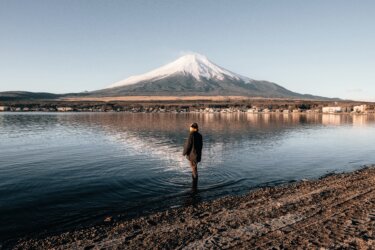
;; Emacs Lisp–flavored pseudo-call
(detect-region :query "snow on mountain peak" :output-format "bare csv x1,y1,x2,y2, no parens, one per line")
108,53,252,88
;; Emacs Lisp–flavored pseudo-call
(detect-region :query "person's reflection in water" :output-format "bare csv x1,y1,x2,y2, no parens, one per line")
184,177,201,207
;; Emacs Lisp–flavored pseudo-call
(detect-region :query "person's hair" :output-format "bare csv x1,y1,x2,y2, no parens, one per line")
190,123,198,129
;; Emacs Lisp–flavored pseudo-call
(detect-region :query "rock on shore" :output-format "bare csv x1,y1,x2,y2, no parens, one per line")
12,166,375,249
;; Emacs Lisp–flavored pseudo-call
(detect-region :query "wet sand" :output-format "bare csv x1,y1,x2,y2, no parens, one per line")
11,166,375,249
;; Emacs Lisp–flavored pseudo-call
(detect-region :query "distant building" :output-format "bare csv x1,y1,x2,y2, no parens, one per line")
57,107,73,112
322,107,342,114
247,108,256,113
353,105,367,113
0,106,9,111
341,106,352,112
263,108,271,113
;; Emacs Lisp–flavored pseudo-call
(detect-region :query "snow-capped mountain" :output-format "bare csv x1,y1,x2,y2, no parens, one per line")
108,53,251,88
0,53,334,101
86,53,326,99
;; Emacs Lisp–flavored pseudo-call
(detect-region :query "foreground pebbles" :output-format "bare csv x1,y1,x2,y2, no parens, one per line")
11,166,375,249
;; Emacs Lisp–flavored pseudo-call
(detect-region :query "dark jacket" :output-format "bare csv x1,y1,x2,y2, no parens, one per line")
183,131,203,162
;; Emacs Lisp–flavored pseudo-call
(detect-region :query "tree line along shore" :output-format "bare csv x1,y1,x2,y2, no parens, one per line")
0,99,374,114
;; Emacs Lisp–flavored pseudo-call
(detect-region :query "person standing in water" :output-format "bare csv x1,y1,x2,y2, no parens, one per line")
183,123,203,180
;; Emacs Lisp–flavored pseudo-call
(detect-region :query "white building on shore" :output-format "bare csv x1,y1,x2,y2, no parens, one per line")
353,105,367,113
0,106,9,111
322,107,342,114
247,108,256,113
57,107,73,112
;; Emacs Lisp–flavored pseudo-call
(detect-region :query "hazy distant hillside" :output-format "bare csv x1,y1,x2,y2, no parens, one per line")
0,91,60,101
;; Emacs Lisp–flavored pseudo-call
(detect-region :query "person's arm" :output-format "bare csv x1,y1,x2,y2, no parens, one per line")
183,134,193,156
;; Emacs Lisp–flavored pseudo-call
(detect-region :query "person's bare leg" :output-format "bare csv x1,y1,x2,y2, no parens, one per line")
190,161,198,179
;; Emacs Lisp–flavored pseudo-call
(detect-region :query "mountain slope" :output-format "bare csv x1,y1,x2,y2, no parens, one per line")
91,74,304,98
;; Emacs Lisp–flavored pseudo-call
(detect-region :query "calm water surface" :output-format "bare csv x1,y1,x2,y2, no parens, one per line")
1,112,375,241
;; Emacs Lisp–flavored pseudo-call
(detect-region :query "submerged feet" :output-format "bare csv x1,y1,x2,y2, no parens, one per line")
192,176,198,191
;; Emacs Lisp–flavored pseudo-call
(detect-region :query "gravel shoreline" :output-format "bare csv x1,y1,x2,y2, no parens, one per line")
8,166,375,249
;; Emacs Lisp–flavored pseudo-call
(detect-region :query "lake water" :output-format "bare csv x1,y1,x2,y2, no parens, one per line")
1,112,375,241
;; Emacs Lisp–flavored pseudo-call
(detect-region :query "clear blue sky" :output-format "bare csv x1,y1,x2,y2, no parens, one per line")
1,0,374,100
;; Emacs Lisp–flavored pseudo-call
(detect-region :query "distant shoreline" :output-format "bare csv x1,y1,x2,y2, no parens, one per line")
0,96,374,114
0,110,374,115
10,166,375,249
